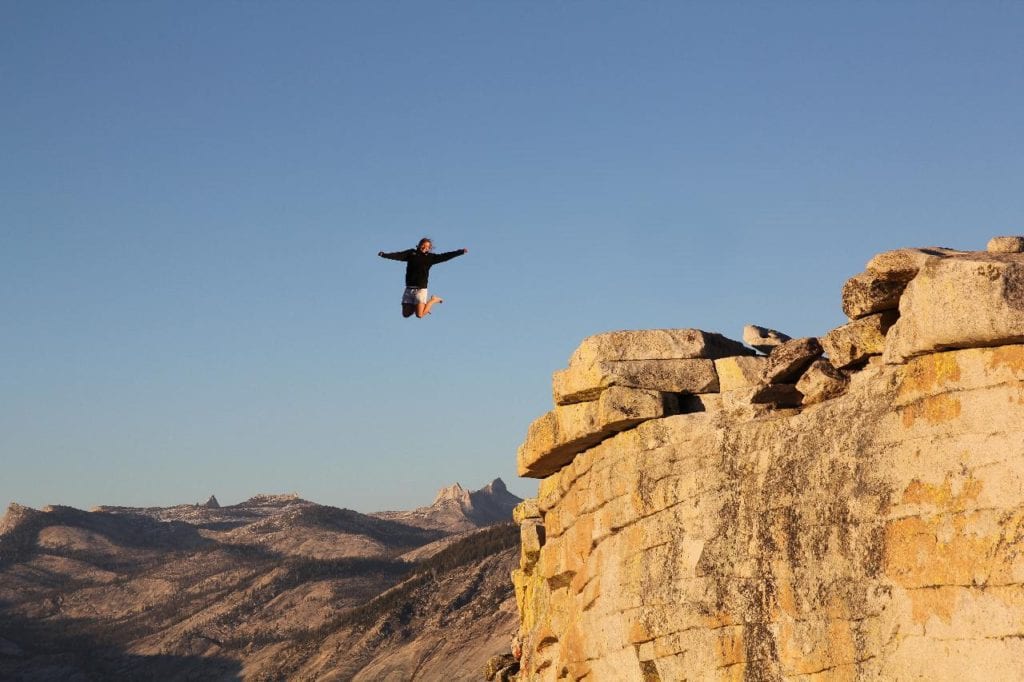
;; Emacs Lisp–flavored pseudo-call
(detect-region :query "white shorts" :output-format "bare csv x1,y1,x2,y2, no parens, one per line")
402,287,428,306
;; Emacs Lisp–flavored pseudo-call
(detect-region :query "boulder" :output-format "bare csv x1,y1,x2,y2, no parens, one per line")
884,252,1024,363
841,271,908,319
865,247,959,282
518,387,678,478
821,310,899,369
714,355,768,391
797,359,850,405
843,247,963,320
760,337,824,385
566,329,751,368
988,236,1024,253
553,358,718,405
742,325,792,354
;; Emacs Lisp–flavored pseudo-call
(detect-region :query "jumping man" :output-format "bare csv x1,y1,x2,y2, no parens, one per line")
378,238,469,318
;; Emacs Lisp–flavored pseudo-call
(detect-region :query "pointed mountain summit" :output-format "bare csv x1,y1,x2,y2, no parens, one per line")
468,478,523,526
374,478,523,533
433,482,472,507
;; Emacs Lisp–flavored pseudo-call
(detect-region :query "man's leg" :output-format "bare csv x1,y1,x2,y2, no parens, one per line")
402,304,416,318
415,296,443,318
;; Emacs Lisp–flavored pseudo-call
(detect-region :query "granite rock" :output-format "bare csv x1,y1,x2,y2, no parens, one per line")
821,310,898,369
884,252,1024,363
865,246,960,282
714,355,769,391
760,337,824,385
841,271,908,319
553,358,718,406
988,235,1024,253
797,359,850,405
566,329,751,367
742,325,792,354
517,387,678,478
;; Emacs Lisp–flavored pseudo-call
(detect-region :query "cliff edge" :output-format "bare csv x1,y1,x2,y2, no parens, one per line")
508,236,1024,681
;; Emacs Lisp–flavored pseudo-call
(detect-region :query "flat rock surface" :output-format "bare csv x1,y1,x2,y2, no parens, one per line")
566,329,751,367
553,358,718,405
714,355,768,392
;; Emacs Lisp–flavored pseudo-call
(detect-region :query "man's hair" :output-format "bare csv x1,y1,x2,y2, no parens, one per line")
417,237,432,248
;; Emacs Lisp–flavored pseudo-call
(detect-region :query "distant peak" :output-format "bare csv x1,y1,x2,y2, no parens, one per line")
483,478,507,494
203,495,220,509
433,483,470,506
0,502,41,536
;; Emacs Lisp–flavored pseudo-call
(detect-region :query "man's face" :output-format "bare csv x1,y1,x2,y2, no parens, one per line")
418,241,432,253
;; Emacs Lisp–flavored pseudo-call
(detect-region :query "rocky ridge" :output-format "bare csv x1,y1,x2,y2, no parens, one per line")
375,478,523,533
507,236,1024,680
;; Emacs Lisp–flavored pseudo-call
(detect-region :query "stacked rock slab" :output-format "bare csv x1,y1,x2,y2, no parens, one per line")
884,251,1024,363
511,237,1024,681
518,329,752,478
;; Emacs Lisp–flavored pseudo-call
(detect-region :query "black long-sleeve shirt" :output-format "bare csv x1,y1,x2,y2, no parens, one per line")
379,248,465,288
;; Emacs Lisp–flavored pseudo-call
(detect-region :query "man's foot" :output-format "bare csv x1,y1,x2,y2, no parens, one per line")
429,296,443,305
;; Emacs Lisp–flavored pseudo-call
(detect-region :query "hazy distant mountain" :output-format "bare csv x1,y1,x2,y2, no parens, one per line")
0,481,521,681
374,478,523,533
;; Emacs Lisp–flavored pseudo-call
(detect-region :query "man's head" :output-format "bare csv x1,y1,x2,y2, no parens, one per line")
417,237,433,253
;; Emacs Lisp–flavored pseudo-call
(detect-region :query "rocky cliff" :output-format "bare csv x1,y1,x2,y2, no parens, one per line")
508,236,1024,681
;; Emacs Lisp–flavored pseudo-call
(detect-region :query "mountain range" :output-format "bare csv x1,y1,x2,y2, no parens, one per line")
0,479,521,681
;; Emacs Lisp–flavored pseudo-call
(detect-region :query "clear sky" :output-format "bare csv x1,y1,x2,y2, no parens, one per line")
3,2,1022,513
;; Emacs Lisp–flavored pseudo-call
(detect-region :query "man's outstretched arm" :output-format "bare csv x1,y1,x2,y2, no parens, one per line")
378,249,411,261
430,248,469,264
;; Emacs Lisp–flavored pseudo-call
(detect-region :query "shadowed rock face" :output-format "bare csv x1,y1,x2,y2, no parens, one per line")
511,237,1024,681
0,481,520,681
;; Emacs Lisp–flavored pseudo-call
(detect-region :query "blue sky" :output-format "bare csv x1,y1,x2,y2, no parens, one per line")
3,2,1022,512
